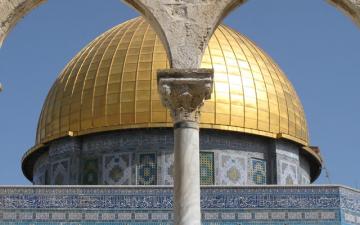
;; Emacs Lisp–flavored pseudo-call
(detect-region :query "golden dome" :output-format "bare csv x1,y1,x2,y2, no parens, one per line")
35,17,309,148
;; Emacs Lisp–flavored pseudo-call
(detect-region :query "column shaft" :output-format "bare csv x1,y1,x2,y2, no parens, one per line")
174,122,201,225
157,69,213,225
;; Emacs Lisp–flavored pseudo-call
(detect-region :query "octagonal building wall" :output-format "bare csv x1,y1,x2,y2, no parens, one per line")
31,129,312,186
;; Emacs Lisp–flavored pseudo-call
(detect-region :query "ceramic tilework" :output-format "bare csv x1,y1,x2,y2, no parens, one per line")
49,138,81,157
138,153,157,185
51,159,69,185
279,160,298,185
0,186,358,224
344,210,360,225
300,157,311,185
340,187,360,224
31,129,314,186
33,164,47,185
82,158,99,185
250,158,267,185
33,155,48,185
103,153,132,185
200,152,214,185
218,152,247,185
276,140,300,185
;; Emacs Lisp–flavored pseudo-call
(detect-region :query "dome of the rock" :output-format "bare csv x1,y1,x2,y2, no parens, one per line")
22,17,322,185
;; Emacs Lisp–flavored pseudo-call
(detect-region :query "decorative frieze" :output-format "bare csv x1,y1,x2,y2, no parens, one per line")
0,185,356,223
0,186,343,209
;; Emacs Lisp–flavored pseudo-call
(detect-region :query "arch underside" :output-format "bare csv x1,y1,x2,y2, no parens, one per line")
0,0,359,48
0,0,46,46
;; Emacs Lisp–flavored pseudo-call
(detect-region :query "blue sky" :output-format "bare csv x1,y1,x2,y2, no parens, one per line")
0,0,359,186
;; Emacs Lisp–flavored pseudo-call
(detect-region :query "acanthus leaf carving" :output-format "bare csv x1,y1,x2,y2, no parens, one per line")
157,69,214,123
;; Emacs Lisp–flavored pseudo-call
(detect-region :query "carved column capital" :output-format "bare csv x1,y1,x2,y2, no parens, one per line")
157,69,214,124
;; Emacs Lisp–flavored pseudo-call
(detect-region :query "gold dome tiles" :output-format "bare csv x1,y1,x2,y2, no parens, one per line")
35,17,309,147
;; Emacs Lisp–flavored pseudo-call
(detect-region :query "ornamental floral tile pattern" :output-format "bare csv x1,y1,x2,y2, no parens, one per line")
82,158,99,185
250,158,266,185
200,152,214,185
219,153,246,185
279,160,298,185
51,159,69,185
103,153,132,185
138,153,157,185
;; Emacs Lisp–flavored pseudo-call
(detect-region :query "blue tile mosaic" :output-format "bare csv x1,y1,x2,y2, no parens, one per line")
250,158,266,185
200,152,214,185
82,158,99,185
138,153,157,185
0,186,358,224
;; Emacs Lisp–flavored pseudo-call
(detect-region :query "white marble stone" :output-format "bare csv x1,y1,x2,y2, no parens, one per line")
158,69,213,225
174,126,201,225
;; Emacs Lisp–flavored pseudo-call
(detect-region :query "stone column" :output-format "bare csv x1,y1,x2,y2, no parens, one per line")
157,69,213,225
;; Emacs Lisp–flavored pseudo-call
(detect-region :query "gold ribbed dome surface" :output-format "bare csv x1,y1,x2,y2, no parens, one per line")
36,17,309,147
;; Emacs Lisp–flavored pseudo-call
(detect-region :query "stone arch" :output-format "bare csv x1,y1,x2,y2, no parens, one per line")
0,0,359,49
329,0,360,27
123,0,250,68
0,0,46,46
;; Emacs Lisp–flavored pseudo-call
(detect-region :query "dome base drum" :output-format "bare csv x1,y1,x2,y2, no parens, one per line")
30,128,315,186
